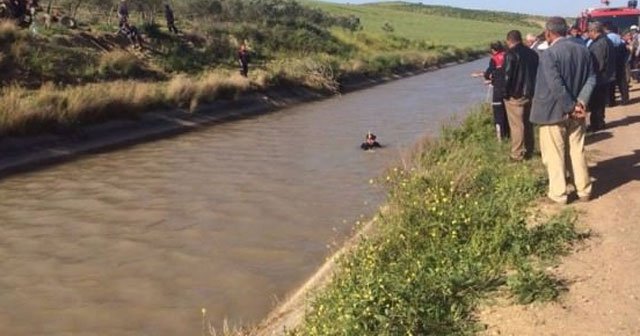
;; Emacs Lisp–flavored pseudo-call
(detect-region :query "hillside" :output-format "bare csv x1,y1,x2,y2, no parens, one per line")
303,1,542,47
370,2,545,28
0,0,540,137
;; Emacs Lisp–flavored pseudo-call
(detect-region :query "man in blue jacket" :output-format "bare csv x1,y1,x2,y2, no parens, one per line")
530,17,596,205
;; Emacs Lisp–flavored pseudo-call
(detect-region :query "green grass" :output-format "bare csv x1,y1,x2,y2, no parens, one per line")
291,107,585,335
303,1,540,47
370,2,544,28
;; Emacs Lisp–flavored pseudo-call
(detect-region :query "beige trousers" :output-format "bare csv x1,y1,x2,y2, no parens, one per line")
504,97,535,160
539,118,592,203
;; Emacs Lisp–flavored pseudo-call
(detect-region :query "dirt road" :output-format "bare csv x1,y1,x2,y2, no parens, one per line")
480,87,640,335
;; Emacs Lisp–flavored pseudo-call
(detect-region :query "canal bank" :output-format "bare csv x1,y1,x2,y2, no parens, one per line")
254,108,584,335
0,56,483,179
478,87,640,336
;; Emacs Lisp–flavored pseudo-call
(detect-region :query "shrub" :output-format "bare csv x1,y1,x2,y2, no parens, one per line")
98,50,147,78
167,72,250,110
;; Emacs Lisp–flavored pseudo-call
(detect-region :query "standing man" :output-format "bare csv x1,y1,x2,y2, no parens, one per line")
568,25,586,45
587,22,616,131
530,17,596,205
164,4,178,34
503,30,539,161
238,44,250,77
117,0,129,27
605,24,630,106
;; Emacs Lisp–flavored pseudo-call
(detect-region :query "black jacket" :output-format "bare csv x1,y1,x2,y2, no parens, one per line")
588,34,616,85
484,53,506,102
504,43,539,99
165,7,174,23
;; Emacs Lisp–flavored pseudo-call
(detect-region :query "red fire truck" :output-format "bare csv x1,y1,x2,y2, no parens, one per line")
577,0,640,32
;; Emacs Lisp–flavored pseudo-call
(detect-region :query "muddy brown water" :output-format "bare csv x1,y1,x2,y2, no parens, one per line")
0,59,488,335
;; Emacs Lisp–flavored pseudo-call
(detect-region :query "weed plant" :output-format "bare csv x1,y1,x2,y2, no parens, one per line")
293,107,583,335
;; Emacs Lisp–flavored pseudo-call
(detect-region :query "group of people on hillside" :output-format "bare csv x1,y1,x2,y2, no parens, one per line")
479,17,622,205
116,0,178,49
116,0,251,77
5,0,39,26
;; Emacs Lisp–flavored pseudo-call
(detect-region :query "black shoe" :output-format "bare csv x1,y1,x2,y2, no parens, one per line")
587,123,605,133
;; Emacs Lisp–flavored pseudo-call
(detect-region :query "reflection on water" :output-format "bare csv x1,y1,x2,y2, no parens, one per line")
0,59,487,335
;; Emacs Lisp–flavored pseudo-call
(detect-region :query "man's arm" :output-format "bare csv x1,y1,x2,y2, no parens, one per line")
577,55,596,106
483,58,496,81
590,41,607,74
502,52,515,97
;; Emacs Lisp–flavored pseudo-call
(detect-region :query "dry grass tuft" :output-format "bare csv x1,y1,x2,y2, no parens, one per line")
0,81,165,135
167,72,250,111
167,74,198,109
0,70,254,136
98,50,146,78
0,21,22,44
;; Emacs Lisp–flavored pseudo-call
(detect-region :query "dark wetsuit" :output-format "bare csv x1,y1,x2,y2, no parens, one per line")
361,141,382,150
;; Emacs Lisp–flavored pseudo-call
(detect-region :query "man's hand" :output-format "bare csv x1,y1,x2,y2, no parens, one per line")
571,101,587,119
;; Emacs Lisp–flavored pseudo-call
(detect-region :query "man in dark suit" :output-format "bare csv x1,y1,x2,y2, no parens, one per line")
503,30,539,161
587,21,616,131
530,17,596,205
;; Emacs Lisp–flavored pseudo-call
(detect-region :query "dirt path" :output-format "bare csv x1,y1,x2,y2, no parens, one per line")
479,86,640,335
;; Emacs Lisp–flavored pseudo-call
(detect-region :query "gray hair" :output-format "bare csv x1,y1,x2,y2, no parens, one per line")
588,21,605,33
546,17,569,36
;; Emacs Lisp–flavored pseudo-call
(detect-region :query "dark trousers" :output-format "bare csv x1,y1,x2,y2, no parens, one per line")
492,101,510,139
609,67,629,105
589,83,609,129
240,62,248,77
167,21,178,34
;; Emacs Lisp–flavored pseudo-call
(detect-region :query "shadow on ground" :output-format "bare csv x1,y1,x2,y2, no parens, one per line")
586,131,613,146
591,149,640,198
604,115,640,130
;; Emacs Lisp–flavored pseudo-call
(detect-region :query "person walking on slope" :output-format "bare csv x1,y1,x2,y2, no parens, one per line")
164,4,178,34
587,22,616,132
503,30,539,161
530,17,596,205
238,44,250,77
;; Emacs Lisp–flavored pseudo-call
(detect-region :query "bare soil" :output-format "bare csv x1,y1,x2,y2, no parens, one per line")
479,85,640,335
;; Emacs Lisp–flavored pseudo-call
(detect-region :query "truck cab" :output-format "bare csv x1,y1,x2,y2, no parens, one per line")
577,1,640,32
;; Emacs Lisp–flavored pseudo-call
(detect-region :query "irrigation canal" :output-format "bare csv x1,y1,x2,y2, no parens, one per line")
0,59,488,335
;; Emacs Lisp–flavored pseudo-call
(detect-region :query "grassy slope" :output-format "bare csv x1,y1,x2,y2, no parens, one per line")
292,108,584,335
303,1,539,47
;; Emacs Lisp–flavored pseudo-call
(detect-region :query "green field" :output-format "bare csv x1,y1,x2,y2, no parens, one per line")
303,1,541,47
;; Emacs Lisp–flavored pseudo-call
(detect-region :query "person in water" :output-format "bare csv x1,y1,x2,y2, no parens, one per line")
361,132,382,150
